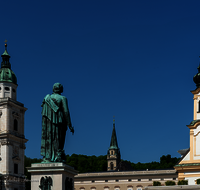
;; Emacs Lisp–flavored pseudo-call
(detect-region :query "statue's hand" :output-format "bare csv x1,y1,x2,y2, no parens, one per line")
70,126,74,134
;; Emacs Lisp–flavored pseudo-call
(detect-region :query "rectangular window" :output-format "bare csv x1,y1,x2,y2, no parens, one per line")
14,164,18,174
105,180,108,182
138,179,141,181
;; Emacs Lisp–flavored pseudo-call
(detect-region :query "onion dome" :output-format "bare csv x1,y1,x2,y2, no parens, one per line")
0,42,17,85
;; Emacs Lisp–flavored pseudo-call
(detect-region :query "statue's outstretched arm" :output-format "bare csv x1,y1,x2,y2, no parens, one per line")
62,97,74,134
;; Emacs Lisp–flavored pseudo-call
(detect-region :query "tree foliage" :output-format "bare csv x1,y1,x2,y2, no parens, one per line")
24,154,179,175
165,181,176,186
66,154,107,173
197,178,200,184
130,154,179,170
153,181,161,186
178,180,188,185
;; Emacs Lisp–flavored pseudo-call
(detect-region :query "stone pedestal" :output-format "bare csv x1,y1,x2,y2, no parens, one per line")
27,162,78,190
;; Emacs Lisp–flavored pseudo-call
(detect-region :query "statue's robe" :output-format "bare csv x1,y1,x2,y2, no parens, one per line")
41,93,71,162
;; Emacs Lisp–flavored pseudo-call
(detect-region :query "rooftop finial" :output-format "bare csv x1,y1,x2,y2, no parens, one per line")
4,40,7,50
113,116,115,124
197,56,200,73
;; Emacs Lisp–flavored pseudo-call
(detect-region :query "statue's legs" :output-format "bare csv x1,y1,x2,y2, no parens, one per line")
41,118,55,162
57,124,66,150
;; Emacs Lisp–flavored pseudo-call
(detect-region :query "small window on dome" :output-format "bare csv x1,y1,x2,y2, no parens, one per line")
6,72,9,74
5,87,10,91
12,89,16,93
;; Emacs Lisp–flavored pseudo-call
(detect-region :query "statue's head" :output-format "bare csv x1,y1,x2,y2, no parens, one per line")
53,83,63,94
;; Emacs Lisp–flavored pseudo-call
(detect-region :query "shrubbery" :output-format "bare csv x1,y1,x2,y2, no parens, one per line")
178,180,188,185
165,181,176,186
197,178,200,184
153,181,161,186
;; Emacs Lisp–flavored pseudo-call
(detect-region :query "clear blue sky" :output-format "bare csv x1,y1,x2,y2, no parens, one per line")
1,0,200,163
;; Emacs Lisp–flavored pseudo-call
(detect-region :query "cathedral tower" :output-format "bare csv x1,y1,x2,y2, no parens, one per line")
107,118,121,171
0,42,28,190
175,61,200,185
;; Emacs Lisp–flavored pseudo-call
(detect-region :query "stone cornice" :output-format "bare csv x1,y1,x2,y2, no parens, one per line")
28,163,78,175
187,120,200,129
75,169,177,179
0,130,27,140
0,97,27,111
191,88,200,95
0,133,28,146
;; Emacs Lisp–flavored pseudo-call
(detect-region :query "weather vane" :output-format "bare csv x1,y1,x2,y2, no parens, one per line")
113,115,115,122
4,39,7,48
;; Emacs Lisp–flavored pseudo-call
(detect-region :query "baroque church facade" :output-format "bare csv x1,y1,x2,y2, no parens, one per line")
0,43,28,190
174,64,200,185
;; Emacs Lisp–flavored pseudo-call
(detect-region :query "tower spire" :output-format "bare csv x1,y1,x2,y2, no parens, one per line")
1,40,11,69
0,41,17,85
109,116,119,149
107,117,121,171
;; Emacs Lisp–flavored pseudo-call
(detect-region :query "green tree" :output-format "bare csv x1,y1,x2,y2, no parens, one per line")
178,180,188,185
196,178,200,184
165,181,176,186
153,181,161,186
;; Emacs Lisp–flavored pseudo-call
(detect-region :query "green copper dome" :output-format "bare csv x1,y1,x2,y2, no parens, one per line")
0,43,17,85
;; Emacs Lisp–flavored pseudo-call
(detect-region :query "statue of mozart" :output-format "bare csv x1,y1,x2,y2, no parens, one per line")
40,83,74,163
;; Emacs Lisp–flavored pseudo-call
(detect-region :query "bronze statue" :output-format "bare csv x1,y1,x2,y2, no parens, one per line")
41,83,74,163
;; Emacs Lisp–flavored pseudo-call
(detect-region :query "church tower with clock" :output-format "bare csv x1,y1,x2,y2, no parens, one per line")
107,118,121,171
0,42,28,190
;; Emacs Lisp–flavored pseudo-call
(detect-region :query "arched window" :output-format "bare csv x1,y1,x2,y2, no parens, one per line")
110,162,114,170
14,119,18,131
